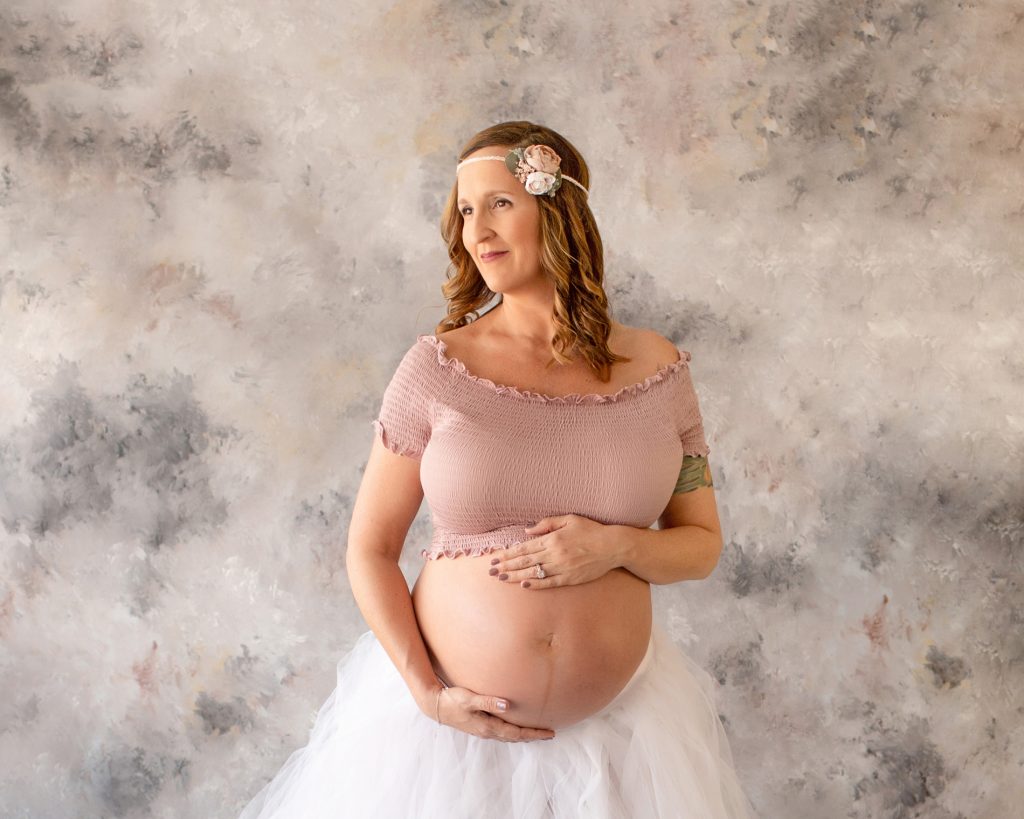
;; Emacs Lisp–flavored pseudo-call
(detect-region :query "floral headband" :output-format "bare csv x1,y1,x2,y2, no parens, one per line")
456,144,589,198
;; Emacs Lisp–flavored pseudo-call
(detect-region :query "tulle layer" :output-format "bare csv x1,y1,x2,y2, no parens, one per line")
238,622,756,819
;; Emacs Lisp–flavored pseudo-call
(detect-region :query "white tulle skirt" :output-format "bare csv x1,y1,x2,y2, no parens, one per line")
238,621,756,818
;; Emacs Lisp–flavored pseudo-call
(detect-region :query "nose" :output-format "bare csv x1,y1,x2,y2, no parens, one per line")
464,209,496,250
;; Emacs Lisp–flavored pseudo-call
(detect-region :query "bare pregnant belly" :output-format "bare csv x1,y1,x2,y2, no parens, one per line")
411,551,653,730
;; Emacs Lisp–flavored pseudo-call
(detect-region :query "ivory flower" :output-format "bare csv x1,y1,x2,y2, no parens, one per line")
524,171,558,195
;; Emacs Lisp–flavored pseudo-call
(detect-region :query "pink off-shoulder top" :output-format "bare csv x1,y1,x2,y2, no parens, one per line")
370,334,710,561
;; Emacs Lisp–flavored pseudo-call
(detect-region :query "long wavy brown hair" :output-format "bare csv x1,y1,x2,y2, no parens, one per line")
435,120,630,382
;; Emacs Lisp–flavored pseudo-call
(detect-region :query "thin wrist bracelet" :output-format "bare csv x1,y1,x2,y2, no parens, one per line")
434,673,449,724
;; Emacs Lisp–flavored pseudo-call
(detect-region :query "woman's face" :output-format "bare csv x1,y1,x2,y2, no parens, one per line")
457,146,544,293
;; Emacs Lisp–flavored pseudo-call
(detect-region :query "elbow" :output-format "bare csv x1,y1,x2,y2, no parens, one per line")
344,544,359,581
699,534,724,579
344,545,380,587
345,538,403,569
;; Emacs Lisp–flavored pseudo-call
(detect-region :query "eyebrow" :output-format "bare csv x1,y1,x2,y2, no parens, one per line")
457,189,514,205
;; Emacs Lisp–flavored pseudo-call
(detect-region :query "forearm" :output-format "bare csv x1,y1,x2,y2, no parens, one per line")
345,550,440,713
608,523,722,585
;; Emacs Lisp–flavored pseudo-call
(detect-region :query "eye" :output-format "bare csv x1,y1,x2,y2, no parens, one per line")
460,198,511,217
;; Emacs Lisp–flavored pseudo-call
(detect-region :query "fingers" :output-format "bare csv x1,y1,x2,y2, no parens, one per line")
489,558,554,587
474,712,556,742
474,694,556,741
441,687,556,742
491,552,543,576
479,694,511,715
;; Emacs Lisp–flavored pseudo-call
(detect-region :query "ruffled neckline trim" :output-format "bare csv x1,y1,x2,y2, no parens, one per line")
417,333,690,405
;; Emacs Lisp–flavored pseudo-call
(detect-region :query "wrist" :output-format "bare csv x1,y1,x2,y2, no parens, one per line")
605,523,638,570
413,677,446,717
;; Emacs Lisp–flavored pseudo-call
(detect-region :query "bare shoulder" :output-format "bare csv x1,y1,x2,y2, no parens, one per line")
433,318,481,359
435,321,471,341
614,324,682,368
643,328,683,364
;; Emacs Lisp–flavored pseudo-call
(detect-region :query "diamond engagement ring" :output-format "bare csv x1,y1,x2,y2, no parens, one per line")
534,563,546,579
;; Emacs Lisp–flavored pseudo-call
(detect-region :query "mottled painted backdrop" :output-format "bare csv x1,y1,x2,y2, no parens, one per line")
1,1,1021,817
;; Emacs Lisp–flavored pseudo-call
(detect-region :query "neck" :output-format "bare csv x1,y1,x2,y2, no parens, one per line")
487,298,559,350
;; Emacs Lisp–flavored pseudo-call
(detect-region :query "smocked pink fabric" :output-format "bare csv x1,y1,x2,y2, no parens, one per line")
371,334,710,560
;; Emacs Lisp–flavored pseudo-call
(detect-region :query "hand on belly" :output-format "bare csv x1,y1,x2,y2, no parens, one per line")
413,551,653,731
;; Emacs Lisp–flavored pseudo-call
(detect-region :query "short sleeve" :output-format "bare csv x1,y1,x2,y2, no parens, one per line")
674,351,710,458
370,341,435,461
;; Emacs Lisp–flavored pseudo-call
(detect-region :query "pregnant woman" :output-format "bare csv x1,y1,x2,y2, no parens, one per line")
238,121,755,818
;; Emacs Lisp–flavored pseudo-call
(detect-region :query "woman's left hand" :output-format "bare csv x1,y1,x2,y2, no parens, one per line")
488,514,621,589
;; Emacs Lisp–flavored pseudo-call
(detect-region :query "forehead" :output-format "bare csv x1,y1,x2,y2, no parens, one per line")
456,147,516,197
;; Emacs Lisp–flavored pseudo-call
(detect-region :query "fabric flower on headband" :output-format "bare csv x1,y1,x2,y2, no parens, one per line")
455,144,588,197
505,144,564,197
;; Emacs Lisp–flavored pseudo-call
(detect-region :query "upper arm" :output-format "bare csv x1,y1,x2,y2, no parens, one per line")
348,434,424,564
347,339,435,563
650,330,719,538
657,456,721,538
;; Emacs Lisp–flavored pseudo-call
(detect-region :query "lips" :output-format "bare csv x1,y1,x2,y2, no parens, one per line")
480,251,508,261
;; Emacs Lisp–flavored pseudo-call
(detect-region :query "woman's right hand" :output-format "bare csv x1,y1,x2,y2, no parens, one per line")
430,684,557,742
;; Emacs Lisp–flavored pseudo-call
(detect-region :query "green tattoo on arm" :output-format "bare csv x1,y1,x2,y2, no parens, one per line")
673,455,713,493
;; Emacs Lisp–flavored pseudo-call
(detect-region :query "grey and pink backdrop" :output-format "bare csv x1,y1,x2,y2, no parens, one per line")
1,1,1021,817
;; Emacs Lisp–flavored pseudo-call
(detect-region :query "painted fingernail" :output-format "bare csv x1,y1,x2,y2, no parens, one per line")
489,567,498,575
490,558,499,565
522,581,531,588
498,573,508,581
